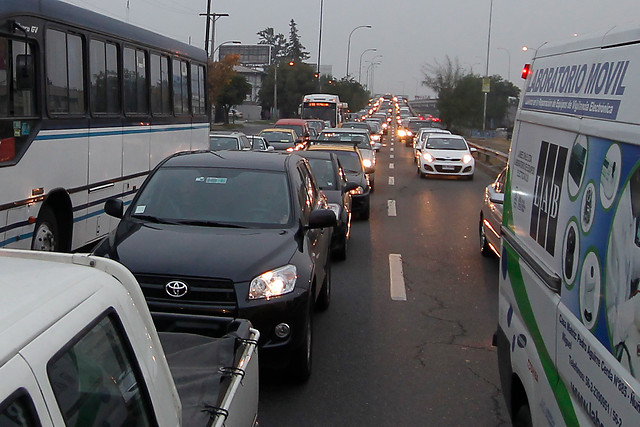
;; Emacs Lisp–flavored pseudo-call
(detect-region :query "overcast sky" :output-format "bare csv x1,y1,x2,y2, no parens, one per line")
62,0,640,98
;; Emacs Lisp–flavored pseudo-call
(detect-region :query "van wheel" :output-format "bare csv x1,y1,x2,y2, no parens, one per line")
289,305,313,382
31,207,59,252
513,404,532,427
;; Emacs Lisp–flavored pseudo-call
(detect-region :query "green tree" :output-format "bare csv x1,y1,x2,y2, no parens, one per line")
259,61,316,118
422,56,519,131
320,76,370,114
218,74,251,124
285,19,310,61
257,27,287,61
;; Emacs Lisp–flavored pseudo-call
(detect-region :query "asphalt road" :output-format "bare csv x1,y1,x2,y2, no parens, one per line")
256,129,511,426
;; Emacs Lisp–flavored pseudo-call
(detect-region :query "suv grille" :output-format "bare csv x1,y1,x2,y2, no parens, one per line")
135,273,237,316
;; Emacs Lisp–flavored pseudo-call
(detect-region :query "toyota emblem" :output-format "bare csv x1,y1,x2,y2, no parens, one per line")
165,281,188,298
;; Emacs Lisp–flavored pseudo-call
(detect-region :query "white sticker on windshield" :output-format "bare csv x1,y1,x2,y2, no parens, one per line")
206,177,228,184
134,205,146,214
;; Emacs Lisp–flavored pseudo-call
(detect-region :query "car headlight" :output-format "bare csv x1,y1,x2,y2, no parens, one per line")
423,152,435,163
462,154,474,164
371,134,380,142
349,186,364,195
397,129,407,137
406,131,413,137
362,158,373,169
249,264,297,300
328,203,341,218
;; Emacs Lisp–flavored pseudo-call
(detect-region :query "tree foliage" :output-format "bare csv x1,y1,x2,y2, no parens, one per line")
259,61,317,118
285,19,310,61
208,54,244,123
319,76,370,114
257,27,287,61
422,56,520,131
218,74,251,124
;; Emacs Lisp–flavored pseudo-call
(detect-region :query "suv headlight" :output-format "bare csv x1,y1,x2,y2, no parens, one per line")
249,264,297,300
423,152,435,163
462,154,473,164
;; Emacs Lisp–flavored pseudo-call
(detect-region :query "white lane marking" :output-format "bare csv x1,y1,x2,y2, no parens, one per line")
387,199,397,216
389,163,394,169
389,254,407,301
389,176,395,185
390,154,394,159
390,147,394,152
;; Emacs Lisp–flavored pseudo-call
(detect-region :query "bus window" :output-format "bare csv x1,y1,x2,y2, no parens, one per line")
1,37,36,165
123,47,148,114
90,39,120,115
190,63,205,116
172,59,189,115
150,53,170,115
46,29,85,115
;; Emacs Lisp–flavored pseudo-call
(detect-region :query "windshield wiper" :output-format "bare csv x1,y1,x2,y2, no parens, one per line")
175,219,247,228
131,214,180,224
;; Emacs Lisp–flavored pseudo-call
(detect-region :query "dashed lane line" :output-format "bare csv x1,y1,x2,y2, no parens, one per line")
389,254,407,301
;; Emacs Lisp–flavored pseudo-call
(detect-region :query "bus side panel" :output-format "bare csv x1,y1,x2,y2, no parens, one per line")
86,128,123,248
148,124,192,169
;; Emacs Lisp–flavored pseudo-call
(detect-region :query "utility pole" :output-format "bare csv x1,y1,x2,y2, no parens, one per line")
200,6,229,60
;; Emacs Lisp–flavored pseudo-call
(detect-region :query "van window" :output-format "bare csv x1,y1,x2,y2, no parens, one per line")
47,314,155,426
0,391,40,426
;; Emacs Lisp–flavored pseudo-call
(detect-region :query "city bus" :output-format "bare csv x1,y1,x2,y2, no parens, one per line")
0,0,209,252
301,94,342,128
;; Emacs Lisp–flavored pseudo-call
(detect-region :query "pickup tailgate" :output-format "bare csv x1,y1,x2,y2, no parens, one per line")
158,318,259,427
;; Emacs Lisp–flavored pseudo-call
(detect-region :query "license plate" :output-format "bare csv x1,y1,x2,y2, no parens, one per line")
441,165,455,170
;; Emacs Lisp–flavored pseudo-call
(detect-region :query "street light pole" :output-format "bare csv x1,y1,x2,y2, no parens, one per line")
497,47,511,82
213,40,241,61
317,0,324,91
358,48,376,84
482,0,493,131
346,25,371,79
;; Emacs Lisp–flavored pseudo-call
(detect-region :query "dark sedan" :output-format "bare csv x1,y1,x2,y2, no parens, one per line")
306,144,371,220
93,150,336,381
298,151,358,260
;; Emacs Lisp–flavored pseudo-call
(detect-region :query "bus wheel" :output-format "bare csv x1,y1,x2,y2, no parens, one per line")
31,207,59,252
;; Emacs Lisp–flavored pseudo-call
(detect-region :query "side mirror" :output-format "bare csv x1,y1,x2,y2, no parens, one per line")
488,187,504,204
16,54,34,90
470,147,478,153
306,208,337,229
344,181,359,192
373,142,382,151
104,198,124,218
267,145,275,152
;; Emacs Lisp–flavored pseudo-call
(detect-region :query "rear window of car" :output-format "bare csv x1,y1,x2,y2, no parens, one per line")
276,124,303,135
209,136,239,150
260,131,293,142
318,133,369,149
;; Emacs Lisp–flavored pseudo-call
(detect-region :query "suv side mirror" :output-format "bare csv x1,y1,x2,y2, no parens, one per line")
105,198,124,218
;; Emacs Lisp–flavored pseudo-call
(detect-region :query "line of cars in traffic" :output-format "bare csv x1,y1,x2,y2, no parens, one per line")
87,116,380,387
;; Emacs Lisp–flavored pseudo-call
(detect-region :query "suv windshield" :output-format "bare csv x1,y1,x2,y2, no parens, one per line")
132,167,292,226
425,137,468,150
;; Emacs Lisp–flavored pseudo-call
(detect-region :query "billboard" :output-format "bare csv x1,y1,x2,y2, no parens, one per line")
218,44,272,66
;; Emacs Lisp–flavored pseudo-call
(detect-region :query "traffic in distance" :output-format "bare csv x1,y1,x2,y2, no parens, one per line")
2,1,640,426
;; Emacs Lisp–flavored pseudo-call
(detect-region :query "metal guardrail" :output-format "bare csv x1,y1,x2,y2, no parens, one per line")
467,141,509,164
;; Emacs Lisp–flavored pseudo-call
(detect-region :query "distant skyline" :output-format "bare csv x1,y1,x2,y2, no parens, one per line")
61,0,640,98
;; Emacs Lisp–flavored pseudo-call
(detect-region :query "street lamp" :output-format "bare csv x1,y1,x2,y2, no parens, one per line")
358,48,376,84
272,60,296,121
482,0,494,131
317,0,324,90
346,25,372,79
213,40,241,61
497,47,511,81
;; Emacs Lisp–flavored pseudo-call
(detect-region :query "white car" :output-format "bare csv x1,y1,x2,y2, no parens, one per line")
413,128,452,163
417,134,475,180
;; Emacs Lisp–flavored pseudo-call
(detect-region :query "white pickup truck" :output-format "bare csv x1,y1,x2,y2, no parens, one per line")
0,249,259,426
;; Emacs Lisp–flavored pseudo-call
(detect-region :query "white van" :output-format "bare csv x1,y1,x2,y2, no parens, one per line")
498,25,640,426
